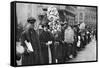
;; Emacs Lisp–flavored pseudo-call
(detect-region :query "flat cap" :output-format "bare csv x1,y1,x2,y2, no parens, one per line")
27,17,36,24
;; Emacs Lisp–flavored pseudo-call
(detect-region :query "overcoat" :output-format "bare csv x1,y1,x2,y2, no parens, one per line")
21,27,43,65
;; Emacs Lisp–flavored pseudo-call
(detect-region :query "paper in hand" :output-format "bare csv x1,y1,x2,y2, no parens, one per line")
24,40,34,52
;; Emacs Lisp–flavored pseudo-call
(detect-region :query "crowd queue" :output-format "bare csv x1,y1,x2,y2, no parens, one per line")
16,16,97,66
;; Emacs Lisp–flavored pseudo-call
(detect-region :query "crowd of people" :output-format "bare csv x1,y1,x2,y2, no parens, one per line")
16,6,97,66
16,16,97,66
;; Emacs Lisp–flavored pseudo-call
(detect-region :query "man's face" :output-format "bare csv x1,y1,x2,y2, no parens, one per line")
31,23,35,27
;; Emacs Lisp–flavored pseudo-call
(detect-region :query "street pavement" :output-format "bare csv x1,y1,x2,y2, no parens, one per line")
68,38,97,62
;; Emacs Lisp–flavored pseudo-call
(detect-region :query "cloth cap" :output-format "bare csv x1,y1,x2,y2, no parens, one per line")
27,17,36,24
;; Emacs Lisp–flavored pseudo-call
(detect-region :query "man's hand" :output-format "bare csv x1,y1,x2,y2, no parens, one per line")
27,49,31,53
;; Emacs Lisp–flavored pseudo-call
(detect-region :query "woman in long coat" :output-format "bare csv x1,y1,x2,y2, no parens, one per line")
39,25,54,64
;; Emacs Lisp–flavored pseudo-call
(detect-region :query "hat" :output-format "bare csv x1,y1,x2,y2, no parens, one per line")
27,17,36,24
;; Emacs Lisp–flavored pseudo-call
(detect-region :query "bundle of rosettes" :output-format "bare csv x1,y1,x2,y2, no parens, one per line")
47,6,61,34
47,6,59,22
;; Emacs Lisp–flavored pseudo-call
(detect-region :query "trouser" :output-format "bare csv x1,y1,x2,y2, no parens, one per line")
72,41,77,57
50,42,64,64
88,35,91,43
63,42,74,61
81,36,86,48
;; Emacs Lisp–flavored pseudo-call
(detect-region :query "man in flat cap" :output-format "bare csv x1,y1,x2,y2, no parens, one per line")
21,17,43,65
